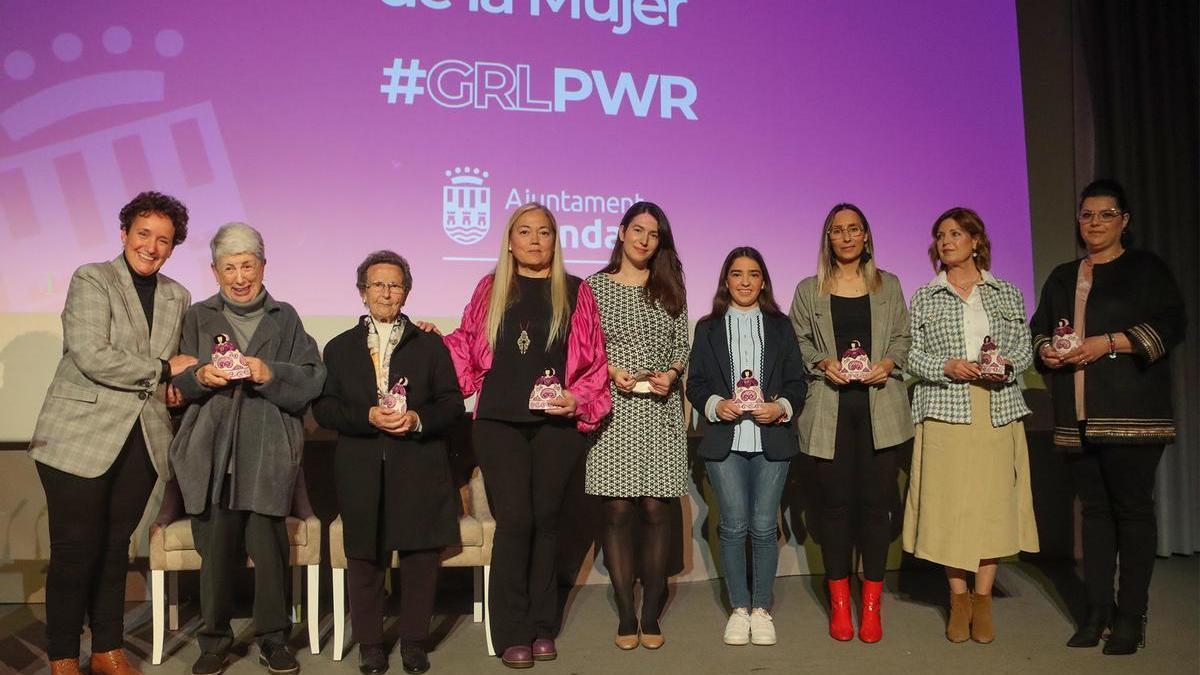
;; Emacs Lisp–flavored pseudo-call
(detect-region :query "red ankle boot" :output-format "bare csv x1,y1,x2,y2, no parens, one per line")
859,580,883,643
828,578,854,641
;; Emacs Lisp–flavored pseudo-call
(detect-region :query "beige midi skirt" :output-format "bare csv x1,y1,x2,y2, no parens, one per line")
903,385,1039,571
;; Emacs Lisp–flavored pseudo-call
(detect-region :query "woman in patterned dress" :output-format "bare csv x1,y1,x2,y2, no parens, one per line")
902,208,1038,645
585,201,690,650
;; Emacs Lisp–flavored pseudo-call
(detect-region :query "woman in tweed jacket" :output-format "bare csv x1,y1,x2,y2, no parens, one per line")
902,207,1038,645
790,203,912,643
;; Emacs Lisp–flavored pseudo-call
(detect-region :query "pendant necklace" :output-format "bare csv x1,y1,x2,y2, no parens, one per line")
517,321,531,355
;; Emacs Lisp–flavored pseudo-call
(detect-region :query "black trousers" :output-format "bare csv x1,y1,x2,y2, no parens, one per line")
36,422,157,660
191,484,290,655
813,389,898,581
1067,441,1164,615
347,551,440,646
473,419,584,653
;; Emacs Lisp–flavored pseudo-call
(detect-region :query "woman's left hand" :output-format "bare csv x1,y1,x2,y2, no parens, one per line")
544,389,578,417
750,401,785,424
414,320,442,335
647,370,674,396
859,357,895,386
1061,336,1110,368
165,384,184,408
244,356,272,384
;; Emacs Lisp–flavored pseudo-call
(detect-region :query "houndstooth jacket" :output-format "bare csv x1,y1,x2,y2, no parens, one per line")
907,270,1032,427
29,256,190,478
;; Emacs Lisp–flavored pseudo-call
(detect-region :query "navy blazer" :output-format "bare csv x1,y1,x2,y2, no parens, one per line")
686,310,807,461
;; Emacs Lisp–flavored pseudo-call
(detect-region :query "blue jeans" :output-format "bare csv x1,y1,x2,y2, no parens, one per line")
706,452,790,609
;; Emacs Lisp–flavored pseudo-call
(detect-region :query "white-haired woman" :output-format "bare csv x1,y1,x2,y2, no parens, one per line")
169,222,325,675
443,203,611,669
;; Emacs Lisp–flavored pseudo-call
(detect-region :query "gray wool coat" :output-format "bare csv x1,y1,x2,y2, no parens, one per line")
169,291,325,517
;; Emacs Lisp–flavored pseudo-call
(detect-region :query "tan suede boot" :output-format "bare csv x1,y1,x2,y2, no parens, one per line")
946,591,972,643
971,593,995,643
48,658,83,675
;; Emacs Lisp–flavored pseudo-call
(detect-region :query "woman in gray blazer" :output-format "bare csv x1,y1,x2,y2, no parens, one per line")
789,203,912,644
29,192,195,675
169,223,325,675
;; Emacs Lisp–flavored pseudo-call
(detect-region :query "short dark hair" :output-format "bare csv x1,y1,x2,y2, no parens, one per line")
356,250,412,291
1078,178,1133,247
928,207,992,272
118,191,189,246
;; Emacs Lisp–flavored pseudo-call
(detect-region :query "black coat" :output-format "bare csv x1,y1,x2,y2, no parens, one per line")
686,311,808,461
313,317,464,558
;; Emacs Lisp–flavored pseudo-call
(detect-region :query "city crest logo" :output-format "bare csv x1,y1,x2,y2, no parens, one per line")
442,166,490,245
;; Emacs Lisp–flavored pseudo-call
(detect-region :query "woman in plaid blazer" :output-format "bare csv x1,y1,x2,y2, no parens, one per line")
29,192,196,675
790,203,912,644
901,207,1038,645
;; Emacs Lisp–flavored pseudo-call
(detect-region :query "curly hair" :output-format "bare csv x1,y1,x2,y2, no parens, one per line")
118,191,189,246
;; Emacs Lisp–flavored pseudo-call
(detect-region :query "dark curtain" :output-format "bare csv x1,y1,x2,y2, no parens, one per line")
1075,0,1200,554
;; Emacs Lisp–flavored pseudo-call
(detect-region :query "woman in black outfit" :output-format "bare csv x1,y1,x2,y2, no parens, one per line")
314,251,464,675
1030,179,1185,655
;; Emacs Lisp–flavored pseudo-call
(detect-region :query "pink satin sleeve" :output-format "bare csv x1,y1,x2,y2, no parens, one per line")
442,275,493,397
565,281,611,432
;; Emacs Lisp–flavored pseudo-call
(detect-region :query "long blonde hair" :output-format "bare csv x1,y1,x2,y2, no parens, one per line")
816,203,882,293
485,203,571,350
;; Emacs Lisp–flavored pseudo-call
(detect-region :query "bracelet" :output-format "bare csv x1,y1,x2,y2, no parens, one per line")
668,365,684,380
1106,332,1117,359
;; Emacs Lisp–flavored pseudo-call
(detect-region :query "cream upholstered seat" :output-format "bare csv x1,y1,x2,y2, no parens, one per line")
148,471,321,665
327,466,495,660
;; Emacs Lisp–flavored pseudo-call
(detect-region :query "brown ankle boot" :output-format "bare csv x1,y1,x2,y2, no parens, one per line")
946,591,972,643
89,649,141,675
48,658,83,675
971,593,994,643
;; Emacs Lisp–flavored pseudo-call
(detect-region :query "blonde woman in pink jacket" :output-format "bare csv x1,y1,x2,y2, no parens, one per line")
443,202,611,669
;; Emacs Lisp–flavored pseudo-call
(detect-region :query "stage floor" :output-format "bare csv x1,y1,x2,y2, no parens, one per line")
2,557,1196,674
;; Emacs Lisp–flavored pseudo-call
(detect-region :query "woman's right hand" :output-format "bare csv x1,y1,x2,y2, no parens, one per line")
943,358,982,382
195,364,230,389
1039,344,1066,369
168,354,198,377
609,366,637,394
819,358,850,386
715,399,742,421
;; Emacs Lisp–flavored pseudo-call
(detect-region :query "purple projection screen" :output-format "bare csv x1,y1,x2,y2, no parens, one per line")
0,1,1032,318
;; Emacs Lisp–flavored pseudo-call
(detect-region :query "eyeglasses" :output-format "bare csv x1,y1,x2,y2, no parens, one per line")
1077,209,1123,224
364,281,405,293
829,225,864,238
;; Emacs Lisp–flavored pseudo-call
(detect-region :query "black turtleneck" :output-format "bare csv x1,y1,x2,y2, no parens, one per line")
124,254,158,334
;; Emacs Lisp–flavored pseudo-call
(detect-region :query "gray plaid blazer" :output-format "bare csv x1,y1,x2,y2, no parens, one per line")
28,256,190,478
790,271,914,459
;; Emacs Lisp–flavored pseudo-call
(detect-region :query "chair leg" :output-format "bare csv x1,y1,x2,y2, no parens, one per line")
151,570,165,665
473,566,483,623
483,564,494,656
168,570,180,631
307,564,320,654
332,567,346,661
291,566,302,623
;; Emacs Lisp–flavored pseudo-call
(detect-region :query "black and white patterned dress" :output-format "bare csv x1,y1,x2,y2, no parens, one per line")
584,273,691,498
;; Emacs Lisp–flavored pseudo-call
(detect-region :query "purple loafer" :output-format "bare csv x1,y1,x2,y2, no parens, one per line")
501,646,534,669
531,638,557,661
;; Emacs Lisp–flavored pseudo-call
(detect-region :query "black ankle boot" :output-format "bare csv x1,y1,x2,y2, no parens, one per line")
1066,604,1112,648
1102,610,1146,655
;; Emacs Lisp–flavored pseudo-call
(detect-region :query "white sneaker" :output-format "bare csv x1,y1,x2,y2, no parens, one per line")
723,608,751,645
750,608,777,645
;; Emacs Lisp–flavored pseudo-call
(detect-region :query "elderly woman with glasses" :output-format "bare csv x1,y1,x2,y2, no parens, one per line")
1030,179,1185,655
169,222,325,675
313,251,464,675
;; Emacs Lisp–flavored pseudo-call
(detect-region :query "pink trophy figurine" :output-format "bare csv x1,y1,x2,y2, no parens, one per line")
733,369,765,411
1052,318,1083,355
211,333,251,380
379,377,408,415
839,339,871,381
979,335,1006,377
529,368,563,410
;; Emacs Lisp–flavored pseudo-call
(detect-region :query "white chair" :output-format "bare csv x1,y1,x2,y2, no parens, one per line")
148,473,321,665
327,466,495,660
